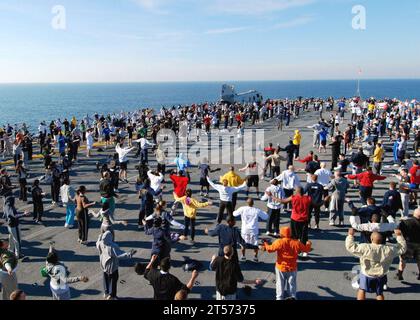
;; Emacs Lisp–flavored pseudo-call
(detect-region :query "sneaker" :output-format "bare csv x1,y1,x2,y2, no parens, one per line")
199,192,203,196
329,221,335,226
313,225,320,230
302,252,308,258
396,272,404,281
64,223,69,228
266,231,272,236
241,256,246,262
273,232,278,237
253,257,259,263
18,254,25,260
383,284,388,291
339,221,345,227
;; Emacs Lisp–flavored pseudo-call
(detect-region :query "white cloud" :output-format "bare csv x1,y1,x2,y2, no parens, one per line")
210,0,315,15
205,27,249,35
272,15,314,29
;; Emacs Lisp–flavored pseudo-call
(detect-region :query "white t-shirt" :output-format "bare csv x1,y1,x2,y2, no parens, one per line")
315,168,332,186
233,206,268,235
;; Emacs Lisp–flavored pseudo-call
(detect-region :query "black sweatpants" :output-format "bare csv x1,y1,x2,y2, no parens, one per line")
266,208,281,234
218,201,233,224
77,210,89,242
309,203,322,226
291,219,309,244
33,200,44,221
51,179,60,203
184,217,196,240
283,189,294,210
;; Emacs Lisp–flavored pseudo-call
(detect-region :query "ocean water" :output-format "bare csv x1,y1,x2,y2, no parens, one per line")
0,80,419,130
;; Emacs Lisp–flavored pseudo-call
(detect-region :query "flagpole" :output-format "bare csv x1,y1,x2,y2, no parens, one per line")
356,67,362,98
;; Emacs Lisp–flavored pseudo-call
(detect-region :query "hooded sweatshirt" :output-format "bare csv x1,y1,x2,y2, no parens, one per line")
264,227,312,272
96,231,132,274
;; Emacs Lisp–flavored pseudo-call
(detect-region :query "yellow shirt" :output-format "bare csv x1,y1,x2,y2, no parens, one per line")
373,146,384,163
174,195,209,219
293,132,302,146
220,171,245,187
368,104,375,112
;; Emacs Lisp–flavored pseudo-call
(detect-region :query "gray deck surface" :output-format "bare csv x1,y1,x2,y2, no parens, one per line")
2,109,419,300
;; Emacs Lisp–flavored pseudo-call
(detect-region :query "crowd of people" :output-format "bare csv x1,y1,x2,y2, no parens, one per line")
0,96,420,301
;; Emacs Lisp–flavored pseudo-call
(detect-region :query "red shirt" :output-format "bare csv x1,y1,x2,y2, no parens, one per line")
170,175,189,197
347,171,386,187
410,165,420,184
298,155,313,164
291,195,312,222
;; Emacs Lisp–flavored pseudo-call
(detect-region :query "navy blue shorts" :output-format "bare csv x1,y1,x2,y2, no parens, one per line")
359,273,387,296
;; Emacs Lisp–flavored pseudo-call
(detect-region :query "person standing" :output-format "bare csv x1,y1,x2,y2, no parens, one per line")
292,130,302,159
233,198,268,262
207,176,247,224
0,239,19,300
60,177,76,228
219,167,245,210
347,167,386,206
326,170,349,226
275,166,301,213
75,186,96,245
174,189,212,244
144,255,199,300
50,162,61,206
3,196,30,259
372,142,385,175
115,139,135,183
266,149,286,179
397,208,420,281
273,187,312,258
205,217,245,261
15,160,27,202
96,231,136,300
304,175,324,230
260,227,311,300
261,179,284,236
345,228,407,300
382,182,403,218
169,170,189,215
210,245,244,300
44,243,89,300
31,179,45,224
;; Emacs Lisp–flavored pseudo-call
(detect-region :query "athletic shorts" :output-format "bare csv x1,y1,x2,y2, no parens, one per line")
321,140,327,147
402,242,420,262
242,232,258,247
247,175,259,188
359,273,387,296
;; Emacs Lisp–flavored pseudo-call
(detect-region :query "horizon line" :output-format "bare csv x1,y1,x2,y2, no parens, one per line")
1,78,420,85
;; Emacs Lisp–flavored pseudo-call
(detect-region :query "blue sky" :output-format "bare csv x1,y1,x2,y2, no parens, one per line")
0,0,419,82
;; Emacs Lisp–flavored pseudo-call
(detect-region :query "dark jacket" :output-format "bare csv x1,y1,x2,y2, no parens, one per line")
208,224,245,257
211,256,244,296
